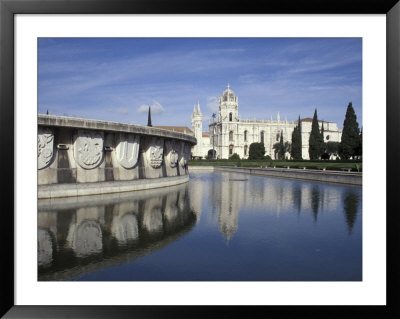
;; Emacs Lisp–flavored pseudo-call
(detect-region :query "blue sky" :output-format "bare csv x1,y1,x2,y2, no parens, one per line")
38,38,362,130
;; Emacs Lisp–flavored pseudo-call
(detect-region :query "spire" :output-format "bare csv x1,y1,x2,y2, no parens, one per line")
277,112,280,122
147,106,152,127
197,101,201,114
193,104,196,114
227,83,230,90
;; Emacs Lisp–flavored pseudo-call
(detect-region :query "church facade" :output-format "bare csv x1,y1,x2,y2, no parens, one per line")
191,85,342,160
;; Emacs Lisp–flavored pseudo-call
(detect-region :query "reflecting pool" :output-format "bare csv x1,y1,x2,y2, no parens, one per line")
38,171,362,281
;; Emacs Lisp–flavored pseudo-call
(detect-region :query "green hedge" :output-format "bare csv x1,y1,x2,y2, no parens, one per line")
189,159,362,172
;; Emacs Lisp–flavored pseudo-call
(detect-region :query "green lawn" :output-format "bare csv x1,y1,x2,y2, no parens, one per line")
189,159,362,172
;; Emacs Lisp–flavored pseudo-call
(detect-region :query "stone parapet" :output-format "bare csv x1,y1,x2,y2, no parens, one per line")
38,175,190,199
189,166,362,186
38,115,196,192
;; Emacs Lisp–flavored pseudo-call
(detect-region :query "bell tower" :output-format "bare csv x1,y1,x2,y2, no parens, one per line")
219,83,239,122
191,101,203,157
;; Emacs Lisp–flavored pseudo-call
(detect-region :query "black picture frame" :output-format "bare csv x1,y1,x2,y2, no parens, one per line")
1,0,399,318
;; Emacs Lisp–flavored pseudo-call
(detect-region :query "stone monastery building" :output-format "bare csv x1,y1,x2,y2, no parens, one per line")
191,84,342,160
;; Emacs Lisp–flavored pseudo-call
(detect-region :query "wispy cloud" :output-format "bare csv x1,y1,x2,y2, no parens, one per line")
107,107,131,115
137,100,165,114
38,38,362,128
206,96,219,112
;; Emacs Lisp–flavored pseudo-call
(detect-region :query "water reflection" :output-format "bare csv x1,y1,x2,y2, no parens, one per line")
189,172,361,241
343,192,361,234
38,183,196,280
38,172,362,281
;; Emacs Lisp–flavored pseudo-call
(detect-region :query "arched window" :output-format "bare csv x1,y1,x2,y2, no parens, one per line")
244,130,248,142
244,145,248,156
229,113,233,122
260,131,264,144
229,131,234,141
229,144,234,155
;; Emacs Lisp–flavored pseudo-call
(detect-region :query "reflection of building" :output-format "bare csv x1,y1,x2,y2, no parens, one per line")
191,84,342,159
37,183,196,280
218,178,241,241
189,178,203,221
206,172,344,240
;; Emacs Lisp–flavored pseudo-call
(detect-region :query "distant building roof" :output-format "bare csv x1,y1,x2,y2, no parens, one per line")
154,126,194,135
202,132,209,137
301,118,335,123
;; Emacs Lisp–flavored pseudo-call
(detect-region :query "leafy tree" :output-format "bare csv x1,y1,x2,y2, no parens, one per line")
291,116,302,160
339,102,361,159
278,131,285,159
284,141,291,159
354,127,362,158
273,142,281,159
326,141,340,156
273,131,288,160
308,109,324,160
249,142,265,160
229,153,240,160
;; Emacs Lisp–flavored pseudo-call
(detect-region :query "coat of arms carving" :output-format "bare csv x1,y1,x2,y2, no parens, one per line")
116,133,140,169
74,131,104,169
38,127,54,169
179,142,191,169
165,140,179,168
147,138,164,168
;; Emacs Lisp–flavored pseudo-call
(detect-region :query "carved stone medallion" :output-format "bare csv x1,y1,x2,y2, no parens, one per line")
146,138,164,168
169,150,179,168
73,221,103,257
179,142,191,168
165,140,179,168
38,127,54,169
74,131,104,169
116,133,140,169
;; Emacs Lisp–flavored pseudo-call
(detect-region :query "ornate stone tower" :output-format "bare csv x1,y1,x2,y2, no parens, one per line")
219,84,239,123
217,84,240,158
191,102,203,157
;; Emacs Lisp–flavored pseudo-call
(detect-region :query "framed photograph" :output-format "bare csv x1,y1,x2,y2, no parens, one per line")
1,0,399,317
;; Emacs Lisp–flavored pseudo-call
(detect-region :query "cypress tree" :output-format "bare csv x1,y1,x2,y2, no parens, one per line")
321,121,326,153
309,109,324,160
147,106,152,127
355,127,362,158
291,116,302,160
339,102,360,159
278,130,285,159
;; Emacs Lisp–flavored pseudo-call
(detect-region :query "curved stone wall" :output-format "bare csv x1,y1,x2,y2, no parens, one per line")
38,115,197,196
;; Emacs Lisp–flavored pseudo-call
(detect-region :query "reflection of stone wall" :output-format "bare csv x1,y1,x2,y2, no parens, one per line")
38,115,196,186
38,183,196,280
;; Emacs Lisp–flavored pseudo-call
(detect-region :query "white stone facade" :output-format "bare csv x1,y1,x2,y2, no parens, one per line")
191,85,342,160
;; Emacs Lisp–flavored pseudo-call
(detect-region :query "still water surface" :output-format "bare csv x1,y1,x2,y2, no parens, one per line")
38,171,362,281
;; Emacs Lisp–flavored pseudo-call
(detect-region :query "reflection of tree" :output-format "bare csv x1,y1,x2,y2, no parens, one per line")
311,186,320,221
292,185,302,214
343,192,360,234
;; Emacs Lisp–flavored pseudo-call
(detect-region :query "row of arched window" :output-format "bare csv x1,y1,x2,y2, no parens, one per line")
228,130,273,143
228,144,249,156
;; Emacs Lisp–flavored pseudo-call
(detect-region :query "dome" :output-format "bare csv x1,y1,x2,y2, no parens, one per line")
221,84,237,102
